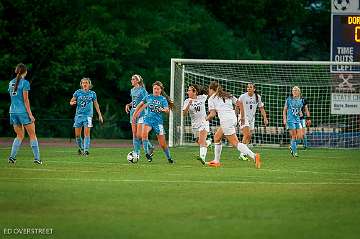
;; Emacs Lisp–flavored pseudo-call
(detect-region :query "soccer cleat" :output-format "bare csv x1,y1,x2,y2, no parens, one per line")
255,154,261,169
145,153,153,162
289,145,295,157
167,158,174,164
148,146,155,158
84,151,89,157
78,149,84,155
294,153,299,157
8,157,16,164
34,159,43,165
239,154,248,161
196,156,206,165
206,160,221,167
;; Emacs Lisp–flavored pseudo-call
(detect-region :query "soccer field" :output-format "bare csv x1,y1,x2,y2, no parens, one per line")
1,144,360,239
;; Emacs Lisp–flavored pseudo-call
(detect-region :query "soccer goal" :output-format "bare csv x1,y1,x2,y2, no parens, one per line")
169,59,360,148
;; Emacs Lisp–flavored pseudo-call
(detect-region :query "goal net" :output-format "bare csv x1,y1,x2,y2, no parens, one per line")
169,59,360,148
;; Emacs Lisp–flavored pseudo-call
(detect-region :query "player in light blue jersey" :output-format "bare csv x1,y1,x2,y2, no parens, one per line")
70,78,103,156
125,74,154,160
7,63,42,164
132,81,174,163
283,86,310,157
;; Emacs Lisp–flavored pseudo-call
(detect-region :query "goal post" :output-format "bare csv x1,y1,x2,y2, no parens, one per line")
169,59,360,148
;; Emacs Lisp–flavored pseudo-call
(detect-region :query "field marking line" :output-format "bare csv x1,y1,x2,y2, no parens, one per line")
1,177,360,185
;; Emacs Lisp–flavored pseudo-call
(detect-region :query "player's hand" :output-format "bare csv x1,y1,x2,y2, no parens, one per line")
263,118,269,126
70,100,76,106
99,115,104,124
283,119,287,127
306,119,311,127
132,112,139,124
29,114,35,122
188,99,193,105
125,104,130,114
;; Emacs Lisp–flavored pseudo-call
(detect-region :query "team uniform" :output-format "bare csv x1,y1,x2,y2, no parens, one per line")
238,93,264,130
285,96,305,130
8,78,31,125
183,95,209,138
208,95,237,135
72,89,97,128
8,78,41,163
130,86,148,124
142,94,168,135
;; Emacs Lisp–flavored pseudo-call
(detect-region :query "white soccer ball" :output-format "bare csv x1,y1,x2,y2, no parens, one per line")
127,151,139,163
333,0,350,11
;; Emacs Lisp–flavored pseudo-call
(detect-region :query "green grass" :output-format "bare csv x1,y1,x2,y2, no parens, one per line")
1,145,360,239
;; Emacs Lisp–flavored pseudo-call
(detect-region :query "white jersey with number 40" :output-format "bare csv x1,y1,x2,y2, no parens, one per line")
183,95,207,128
238,93,264,122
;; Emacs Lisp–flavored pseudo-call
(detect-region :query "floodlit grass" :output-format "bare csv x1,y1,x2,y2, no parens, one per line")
1,144,360,239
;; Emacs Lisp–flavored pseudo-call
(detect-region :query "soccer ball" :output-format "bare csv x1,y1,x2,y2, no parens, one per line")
333,0,350,11
127,151,139,163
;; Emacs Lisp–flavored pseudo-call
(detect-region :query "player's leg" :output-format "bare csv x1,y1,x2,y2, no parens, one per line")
74,127,83,155
289,129,298,157
141,124,153,162
207,127,223,167
138,119,154,157
196,129,209,165
24,122,42,164
83,117,93,156
157,134,173,164
73,116,84,154
132,121,141,157
83,126,91,156
8,123,25,163
239,126,251,160
226,133,260,169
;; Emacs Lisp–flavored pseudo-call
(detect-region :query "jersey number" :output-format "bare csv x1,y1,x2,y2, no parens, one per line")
194,106,200,112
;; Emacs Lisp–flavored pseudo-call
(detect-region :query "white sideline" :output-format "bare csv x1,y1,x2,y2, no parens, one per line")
1,177,360,185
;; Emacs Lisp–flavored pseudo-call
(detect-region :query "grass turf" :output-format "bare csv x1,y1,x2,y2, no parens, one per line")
1,145,360,239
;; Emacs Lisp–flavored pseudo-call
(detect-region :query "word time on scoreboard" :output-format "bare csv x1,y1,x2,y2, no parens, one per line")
331,0,360,72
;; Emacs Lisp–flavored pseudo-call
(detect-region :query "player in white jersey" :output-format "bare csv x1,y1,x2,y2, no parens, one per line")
204,81,261,168
237,83,268,160
182,84,211,163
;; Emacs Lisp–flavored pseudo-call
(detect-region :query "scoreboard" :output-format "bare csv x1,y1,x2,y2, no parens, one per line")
331,0,360,72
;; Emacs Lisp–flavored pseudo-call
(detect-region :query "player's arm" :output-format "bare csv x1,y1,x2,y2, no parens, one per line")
182,99,192,115
70,96,77,106
23,90,35,122
132,101,147,122
161,107,170,114
206,109,217,122
125,102,132,114
93,100,103,124
304,105,311,126
236,100,245,125
282,105,287,126
259,107,269,126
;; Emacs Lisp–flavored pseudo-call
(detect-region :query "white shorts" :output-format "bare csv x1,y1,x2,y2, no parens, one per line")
240,118,255,130
192,121,210,138
220,118,237,136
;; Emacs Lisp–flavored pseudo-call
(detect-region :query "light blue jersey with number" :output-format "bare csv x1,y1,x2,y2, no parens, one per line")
142,94,169,124
130,86,148,119
8,78,30,114
285,96,304,123
73,89,97,117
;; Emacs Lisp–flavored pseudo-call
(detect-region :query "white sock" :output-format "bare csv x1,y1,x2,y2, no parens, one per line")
200,146,207,160
237,143,255,160
214,143,222,163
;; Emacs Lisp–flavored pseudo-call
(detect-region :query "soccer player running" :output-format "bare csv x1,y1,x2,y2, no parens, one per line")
7,63,42,164
205,81,261,168
283,86,310,157
182,84,211,164
237,83,268,160
70,78,103,156
125,74,154,160
132,81,174,163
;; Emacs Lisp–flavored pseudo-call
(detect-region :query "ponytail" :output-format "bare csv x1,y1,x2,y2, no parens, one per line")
209,81,232,102
13,63,27,93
